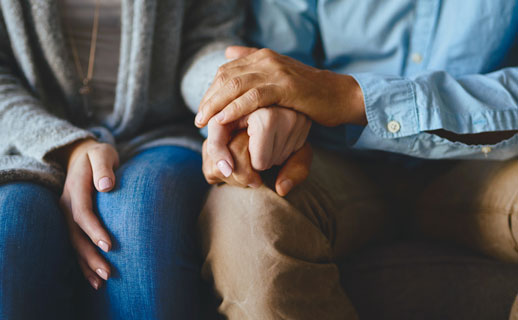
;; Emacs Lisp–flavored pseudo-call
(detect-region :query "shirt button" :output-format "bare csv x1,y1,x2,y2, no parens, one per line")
481,146,492,155
387,120,401,133
411,53,423,64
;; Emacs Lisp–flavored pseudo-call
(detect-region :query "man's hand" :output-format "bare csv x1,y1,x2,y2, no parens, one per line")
195,46,366,129
56,139,119,290
203,130,312,196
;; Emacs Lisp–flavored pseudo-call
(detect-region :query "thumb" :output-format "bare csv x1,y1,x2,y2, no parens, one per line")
225,46,259,59
275,143,313,197
88,144,119,192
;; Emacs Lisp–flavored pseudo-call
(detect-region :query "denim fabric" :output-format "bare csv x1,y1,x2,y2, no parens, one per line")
0,182,75,319
89,145,209,320
0,145,208,319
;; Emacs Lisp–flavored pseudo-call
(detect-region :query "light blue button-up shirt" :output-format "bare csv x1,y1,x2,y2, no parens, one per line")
248,0,518,160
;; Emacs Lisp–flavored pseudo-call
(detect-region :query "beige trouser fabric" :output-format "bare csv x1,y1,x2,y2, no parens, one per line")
198,148,518,319
511,296,518,320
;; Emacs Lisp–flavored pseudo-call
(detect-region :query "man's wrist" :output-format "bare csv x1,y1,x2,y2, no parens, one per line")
332,73,367,126
344,75,367,126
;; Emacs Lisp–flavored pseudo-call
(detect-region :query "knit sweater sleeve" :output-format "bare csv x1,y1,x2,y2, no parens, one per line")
180,0,246,114
0,13,93,165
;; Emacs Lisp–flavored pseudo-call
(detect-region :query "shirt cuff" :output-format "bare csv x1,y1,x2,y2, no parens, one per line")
350,72,420,139
354,125,518,160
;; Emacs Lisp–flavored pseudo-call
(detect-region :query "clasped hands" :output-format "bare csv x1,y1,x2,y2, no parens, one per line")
56,46,366,290
197,46,366,194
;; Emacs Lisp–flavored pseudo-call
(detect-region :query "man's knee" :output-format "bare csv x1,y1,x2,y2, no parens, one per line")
198,182,322,254
417,160,518,263
199,183,356,319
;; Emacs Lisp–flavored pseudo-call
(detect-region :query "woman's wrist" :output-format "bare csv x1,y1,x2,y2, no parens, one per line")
50,138,98,170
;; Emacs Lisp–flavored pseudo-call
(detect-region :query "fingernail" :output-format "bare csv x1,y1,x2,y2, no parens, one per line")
88,276,99,290
98,240,110,252
215,111,225,123
96,268,109,280
280,179,293,194
99,177,113,191
217,160,233,177
195,111,204,125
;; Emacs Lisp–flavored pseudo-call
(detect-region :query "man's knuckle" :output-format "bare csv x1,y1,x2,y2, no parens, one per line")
216,70,229,85
259,48,274,57
263,56,279,67
229,101,244,116
216,66,227,78
247,88,262,104
217,65,227,74
279,75,296,90
227,77,242,91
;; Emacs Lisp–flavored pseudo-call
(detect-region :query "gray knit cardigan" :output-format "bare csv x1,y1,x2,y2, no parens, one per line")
0,0,243,190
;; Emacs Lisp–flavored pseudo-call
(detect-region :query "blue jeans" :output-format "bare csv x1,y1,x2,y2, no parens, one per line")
0,182,75,319
0,146,209,319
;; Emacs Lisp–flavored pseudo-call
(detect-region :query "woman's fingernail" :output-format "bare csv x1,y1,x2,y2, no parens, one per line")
88,276,100,290
98,240,110,252
99,177,113,191
215,111,225,123
217,160,233,177
195,111,204,124
96,268,109,280
280,179,294,194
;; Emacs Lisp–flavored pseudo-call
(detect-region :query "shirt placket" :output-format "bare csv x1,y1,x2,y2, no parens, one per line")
405,0,441,76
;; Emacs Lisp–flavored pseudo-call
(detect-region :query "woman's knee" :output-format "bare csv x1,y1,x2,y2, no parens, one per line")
0,182,68,259
95,146,208,255
0,182,73,318
91,148,208,317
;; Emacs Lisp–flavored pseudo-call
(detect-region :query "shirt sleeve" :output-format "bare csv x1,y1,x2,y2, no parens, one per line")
350,66,518,160
247,0,319,67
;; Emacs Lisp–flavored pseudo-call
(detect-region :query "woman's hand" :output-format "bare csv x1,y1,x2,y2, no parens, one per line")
247,107,311,171
205,106,311,178
195,46,366,128
203,130,313,197
57,139,119,290
203,130,262,188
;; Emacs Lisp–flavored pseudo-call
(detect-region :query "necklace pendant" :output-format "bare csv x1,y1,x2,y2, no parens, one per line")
79,84,91,95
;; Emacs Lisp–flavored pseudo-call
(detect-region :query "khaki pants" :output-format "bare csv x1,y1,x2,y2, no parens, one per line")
198,148,518,319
